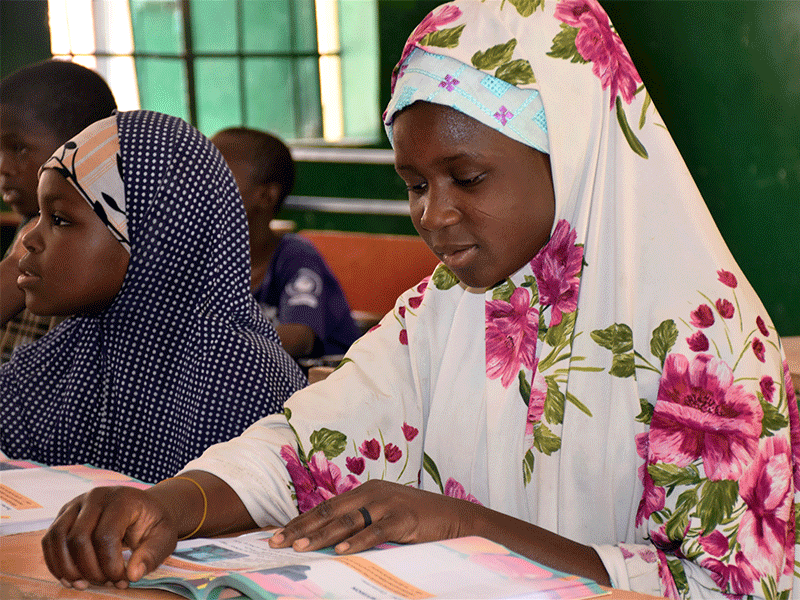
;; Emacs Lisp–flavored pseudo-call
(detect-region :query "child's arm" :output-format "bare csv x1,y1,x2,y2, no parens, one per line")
0,219,34,326
41,470,259,589
275,323,316,358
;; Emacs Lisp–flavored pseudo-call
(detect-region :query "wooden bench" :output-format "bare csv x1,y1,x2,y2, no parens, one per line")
298,229,440,326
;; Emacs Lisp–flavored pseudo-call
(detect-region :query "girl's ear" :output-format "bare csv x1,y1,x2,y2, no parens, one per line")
260,182,283,218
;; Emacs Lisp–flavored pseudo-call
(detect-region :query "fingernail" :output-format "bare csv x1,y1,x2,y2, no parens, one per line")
59,578,72,588
129,563,145,581
336,542,350,553
271,530,284,544
73,580,89,590
294,537,309,550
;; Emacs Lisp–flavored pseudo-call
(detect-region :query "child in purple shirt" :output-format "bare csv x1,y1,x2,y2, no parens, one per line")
211,128,361,360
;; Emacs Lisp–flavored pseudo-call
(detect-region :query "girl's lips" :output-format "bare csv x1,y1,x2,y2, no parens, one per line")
16,271,40,289
2,189,21,207
439,245,478,271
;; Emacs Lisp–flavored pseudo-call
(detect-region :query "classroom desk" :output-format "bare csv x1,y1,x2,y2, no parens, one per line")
0,529,666,599
783,336,800,393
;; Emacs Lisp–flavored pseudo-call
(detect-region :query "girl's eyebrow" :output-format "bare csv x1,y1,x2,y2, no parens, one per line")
396,151,481,173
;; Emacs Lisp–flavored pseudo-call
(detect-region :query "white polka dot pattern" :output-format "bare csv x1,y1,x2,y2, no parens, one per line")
0,110,307,483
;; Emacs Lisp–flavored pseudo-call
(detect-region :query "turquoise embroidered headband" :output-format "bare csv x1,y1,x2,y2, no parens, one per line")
384,48,549,155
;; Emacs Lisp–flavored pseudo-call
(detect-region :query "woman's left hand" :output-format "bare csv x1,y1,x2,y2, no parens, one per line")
268,479,479,554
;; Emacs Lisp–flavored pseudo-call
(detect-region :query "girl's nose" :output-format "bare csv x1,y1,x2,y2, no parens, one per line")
21,216,43,253
417,185,461,232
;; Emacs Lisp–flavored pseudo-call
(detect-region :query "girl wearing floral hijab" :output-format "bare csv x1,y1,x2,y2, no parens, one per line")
1,110,307,483
43,3,796,599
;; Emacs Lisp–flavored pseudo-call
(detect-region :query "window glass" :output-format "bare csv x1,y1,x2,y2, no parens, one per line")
243,58,297,139
135,58,188,122
339,0,379,140
242,0,292,53
190,1,237,53
195,58,241,137
128,0,183,54
49,0,379,144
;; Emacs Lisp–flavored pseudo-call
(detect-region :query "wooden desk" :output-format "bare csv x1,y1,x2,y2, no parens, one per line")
783,336,800,393
0,529,665,599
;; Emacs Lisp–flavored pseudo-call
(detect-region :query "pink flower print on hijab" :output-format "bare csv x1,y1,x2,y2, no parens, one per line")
701,552,759,596
752,337,766,362
635,432,664,527
402,422,419,441
717,268,738,288
530,219,583,328
554,0,641,109
738,436,793,580
524,367,547,438
650,353,762,481
686,331,709,352
689,304,714,329
391,4,462,93
697,530,728,557
359,438,381,460
756,315,769,336
280,446,360,513
486,287,539,388
715,298,734,319
444,478,482,505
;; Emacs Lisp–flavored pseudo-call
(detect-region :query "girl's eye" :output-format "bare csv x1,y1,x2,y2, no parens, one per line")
454,173,484,187
51,214,69,227
406,181,427,194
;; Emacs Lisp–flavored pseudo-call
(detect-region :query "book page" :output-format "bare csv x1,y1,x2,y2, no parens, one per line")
0,463,149,535
227,537,608,600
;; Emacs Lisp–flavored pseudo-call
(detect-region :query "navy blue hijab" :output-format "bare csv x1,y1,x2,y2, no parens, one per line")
1,110,307,483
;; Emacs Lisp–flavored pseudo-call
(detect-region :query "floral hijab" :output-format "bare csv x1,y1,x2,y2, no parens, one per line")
187,2,796,598
0,110,307,483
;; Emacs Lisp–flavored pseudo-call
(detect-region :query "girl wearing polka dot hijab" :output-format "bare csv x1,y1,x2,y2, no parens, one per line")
1,110,307,483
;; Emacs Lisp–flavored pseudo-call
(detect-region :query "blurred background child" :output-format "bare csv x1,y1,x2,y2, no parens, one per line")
211,127,361,361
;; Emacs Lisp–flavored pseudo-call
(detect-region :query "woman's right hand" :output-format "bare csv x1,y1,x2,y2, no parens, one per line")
41,486,178,590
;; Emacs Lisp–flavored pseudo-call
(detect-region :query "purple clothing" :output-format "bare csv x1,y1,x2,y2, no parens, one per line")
253,234,361,358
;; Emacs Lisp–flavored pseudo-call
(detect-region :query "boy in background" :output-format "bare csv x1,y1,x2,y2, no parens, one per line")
211,127,361,361
0,59,117,361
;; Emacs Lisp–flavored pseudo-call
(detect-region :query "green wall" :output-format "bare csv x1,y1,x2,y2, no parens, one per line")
2,1,797,334
602,1,799,334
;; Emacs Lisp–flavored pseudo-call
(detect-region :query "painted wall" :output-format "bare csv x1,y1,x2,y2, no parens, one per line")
2,1,797,334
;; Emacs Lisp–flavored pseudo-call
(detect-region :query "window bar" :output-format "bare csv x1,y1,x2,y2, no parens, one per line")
287,0,303,139
180,0,198,127
236,0,246,126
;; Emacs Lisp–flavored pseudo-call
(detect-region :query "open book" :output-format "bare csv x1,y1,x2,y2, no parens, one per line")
0,459,149,535
133,530,609,600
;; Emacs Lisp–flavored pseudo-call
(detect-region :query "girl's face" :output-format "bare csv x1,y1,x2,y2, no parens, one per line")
17,169,129,316
393,101,555,289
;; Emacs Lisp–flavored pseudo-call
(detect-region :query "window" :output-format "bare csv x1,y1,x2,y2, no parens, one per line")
47,0,380,144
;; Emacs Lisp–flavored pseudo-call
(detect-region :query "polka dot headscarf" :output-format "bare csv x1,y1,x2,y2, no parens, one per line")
1,110,307,483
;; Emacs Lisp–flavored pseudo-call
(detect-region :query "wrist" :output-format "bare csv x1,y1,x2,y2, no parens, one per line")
147,475,207,539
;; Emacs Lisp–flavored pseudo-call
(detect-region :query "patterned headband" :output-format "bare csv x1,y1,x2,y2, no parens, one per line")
40,115,129,253
384,48,549,155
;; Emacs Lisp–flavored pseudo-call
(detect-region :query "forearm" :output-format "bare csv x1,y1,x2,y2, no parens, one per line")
276,323,316,358
462,501,612,586
149,470,258,538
